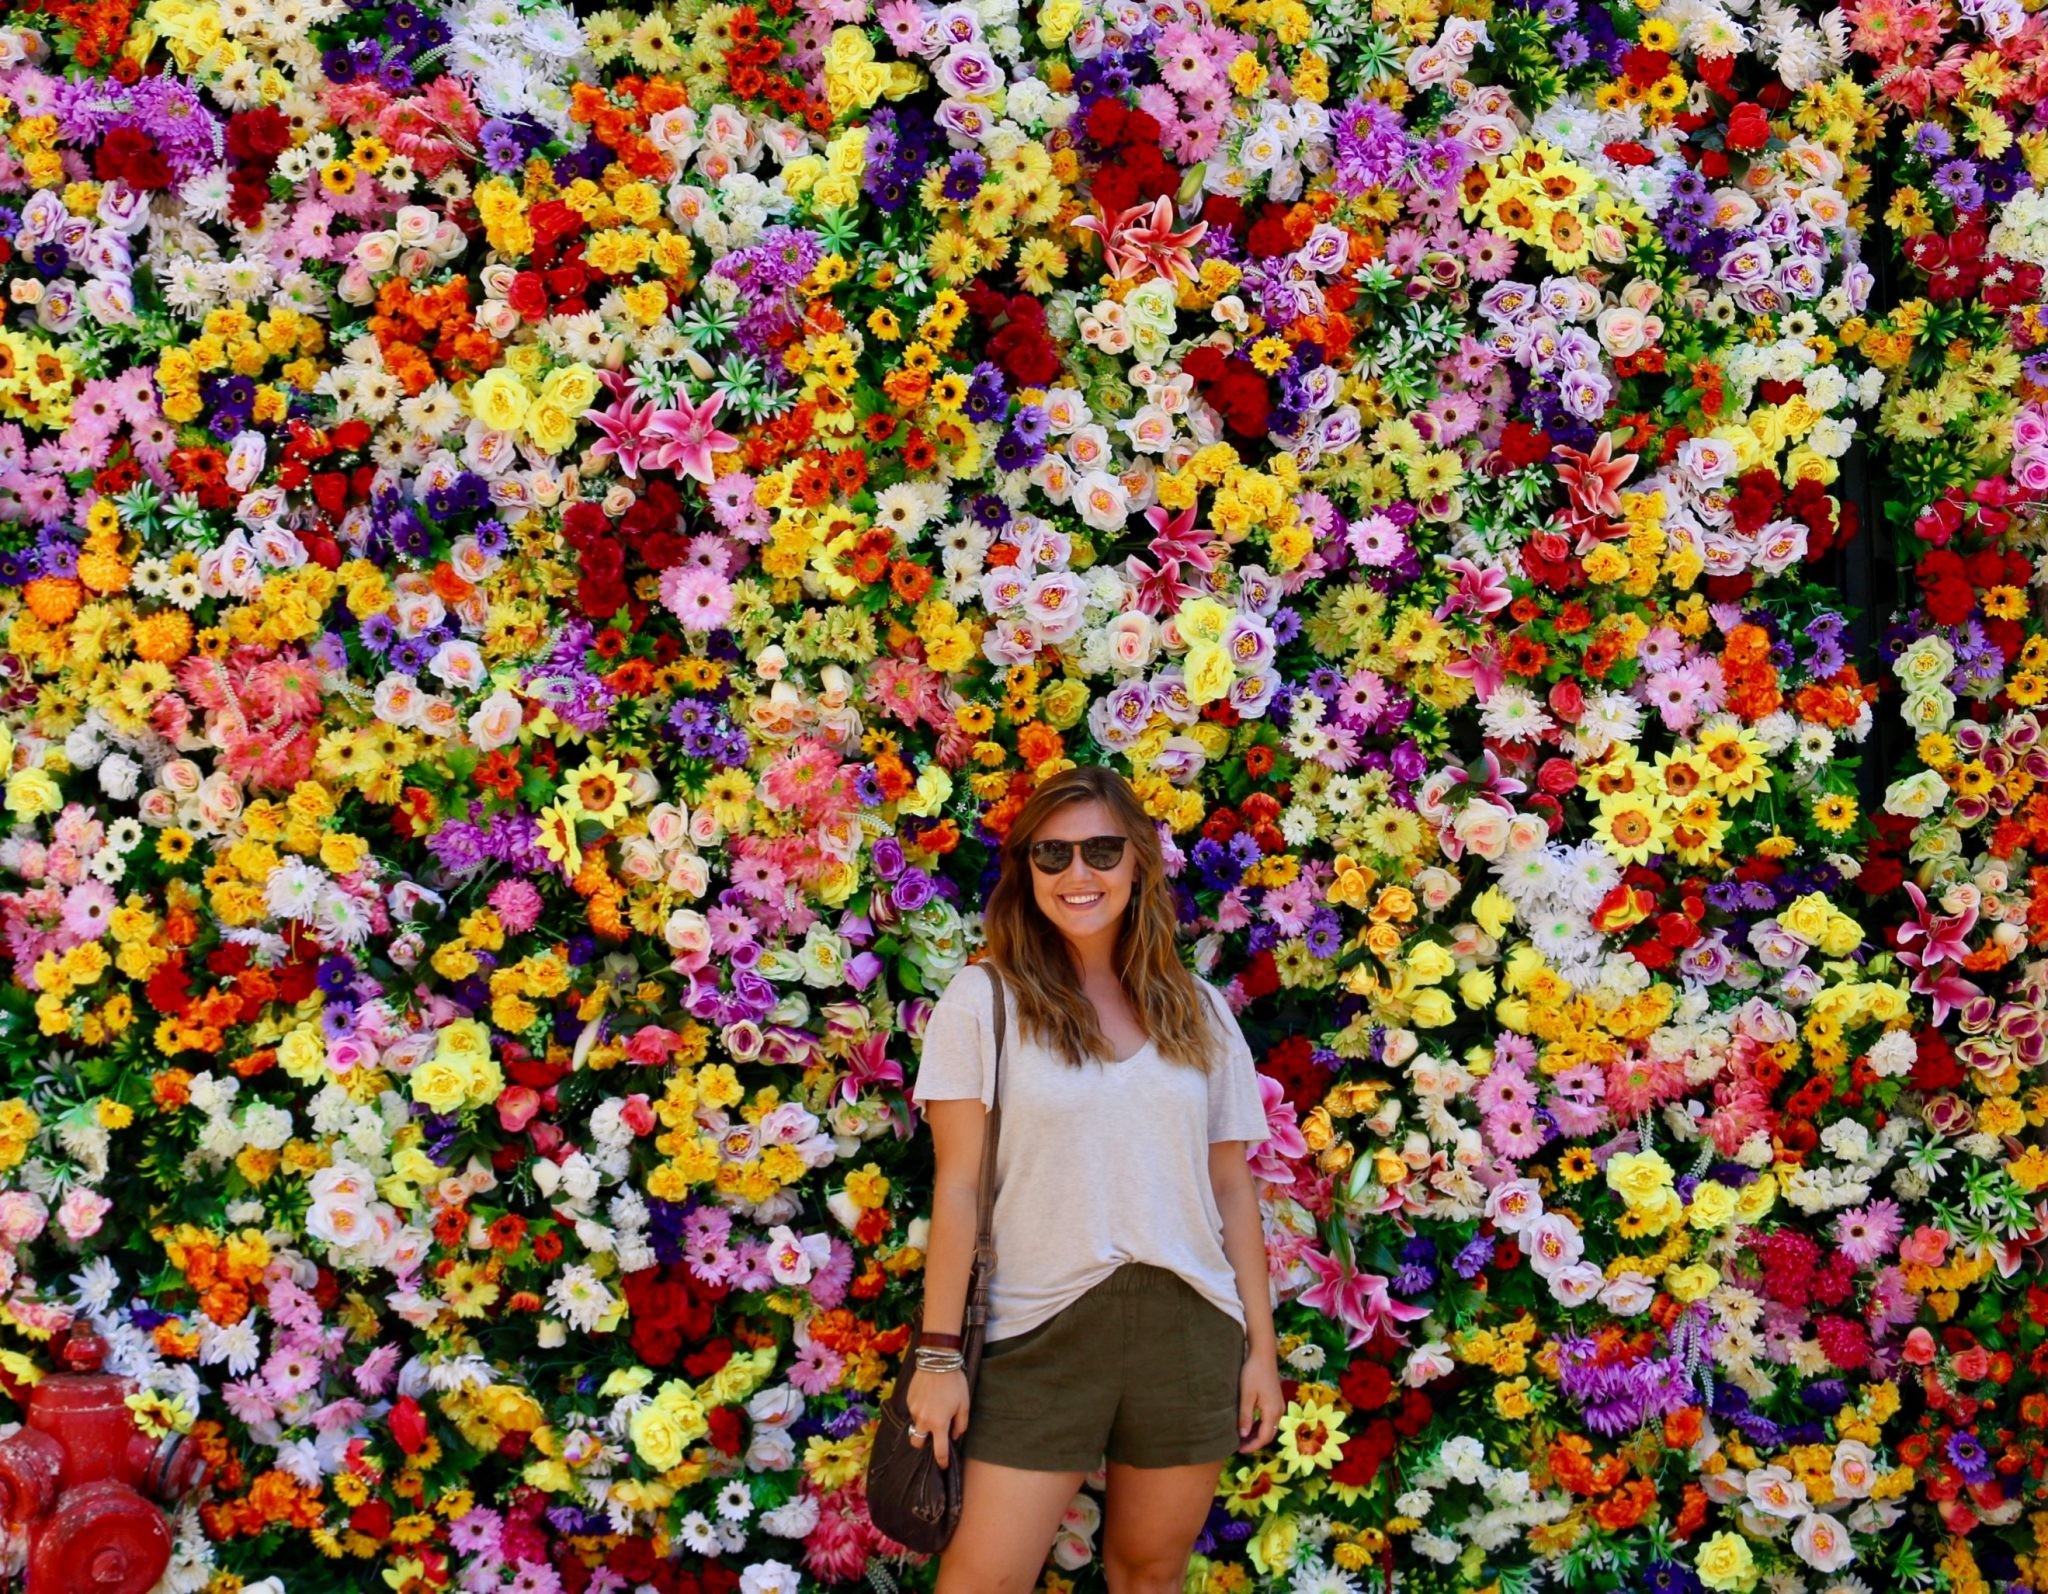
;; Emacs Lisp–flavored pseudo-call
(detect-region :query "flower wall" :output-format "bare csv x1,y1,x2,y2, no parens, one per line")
0,0,2043,1588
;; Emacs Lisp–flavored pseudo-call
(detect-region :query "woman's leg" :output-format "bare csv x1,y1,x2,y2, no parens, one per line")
933,1457,1090,1594
1099,1457,1229,1594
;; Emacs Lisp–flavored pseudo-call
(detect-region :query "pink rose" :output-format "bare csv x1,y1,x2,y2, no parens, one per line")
496,1087,542,1133
1899,1225,1952,1267
57,1187,112,1242
0,1192,45,1245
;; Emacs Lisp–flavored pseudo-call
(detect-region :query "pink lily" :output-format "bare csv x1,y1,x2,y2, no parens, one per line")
1297,1248,1429,1349
1443,639,1507,701
1554,431,1638,519
644,389,740,485
587,371,661,478
1896,883,1983,1025
1246,1074,1307,1187
837,1032,904,1105
1123,551,1204,615
1072,194,1210,284
1434,557,1514,621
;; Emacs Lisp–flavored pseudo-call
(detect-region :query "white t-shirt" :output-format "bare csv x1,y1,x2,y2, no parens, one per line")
910,963,1274,1343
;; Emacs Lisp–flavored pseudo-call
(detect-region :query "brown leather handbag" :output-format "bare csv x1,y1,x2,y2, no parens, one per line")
864,963,1007,1553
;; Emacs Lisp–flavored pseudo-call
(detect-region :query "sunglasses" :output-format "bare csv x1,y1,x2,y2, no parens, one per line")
1027,835,1129,875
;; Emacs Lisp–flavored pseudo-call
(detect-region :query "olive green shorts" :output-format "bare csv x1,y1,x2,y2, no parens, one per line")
964,1263,1247,1472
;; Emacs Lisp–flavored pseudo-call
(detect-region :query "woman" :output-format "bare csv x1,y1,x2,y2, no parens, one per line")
905,764,1283,1594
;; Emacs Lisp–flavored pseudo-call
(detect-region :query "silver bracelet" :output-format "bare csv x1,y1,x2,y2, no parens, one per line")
913,1348,965,1372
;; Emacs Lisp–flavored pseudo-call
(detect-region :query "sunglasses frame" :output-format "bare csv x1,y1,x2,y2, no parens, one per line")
1027,834,1130,875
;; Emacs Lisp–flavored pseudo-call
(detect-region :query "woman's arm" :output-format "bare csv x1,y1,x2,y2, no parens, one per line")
920,1098,989,1335
1212,1140,1283,1450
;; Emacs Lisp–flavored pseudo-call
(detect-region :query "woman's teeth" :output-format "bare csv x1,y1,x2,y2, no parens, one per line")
1060,891,1104,907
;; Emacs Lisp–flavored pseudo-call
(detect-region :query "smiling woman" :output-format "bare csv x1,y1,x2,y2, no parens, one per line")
900,764,1283,1592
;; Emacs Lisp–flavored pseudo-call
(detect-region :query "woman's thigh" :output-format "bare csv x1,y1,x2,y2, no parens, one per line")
934,1457,1090,1594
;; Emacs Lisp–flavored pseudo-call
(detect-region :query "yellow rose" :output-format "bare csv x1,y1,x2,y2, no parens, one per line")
1183,641,1235,704
1457,968,1496,1009
1734,1175,1777,1222
629,1382,708,1472
1778,892,1833,946
278,1024,326,1085
1695,1531,1756,1592
1037,0,1081,42
1817,912,1864,959
815,173,862,211
1040,678,1090,730
1666,1263,1720,1302
437,1018,491,1069
1687,1181,1738,1230
782,156,825,196
540,362,600,414
824,24,873,69
4,769,60,820
525,401,580,456
1409,988,1455,1028
896,764,952,818
1606,1149,1675,1210
469,368,530,433
410,1057,472,1115
1405,942,1455,984
1176,595,1229,646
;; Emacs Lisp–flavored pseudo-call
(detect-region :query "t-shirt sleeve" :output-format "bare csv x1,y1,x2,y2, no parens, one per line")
911,965,994,1110
1201,982,1271,1144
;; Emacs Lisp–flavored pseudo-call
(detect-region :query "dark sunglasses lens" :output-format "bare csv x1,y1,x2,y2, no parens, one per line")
1030,841,1073,873
1081,836,1126,868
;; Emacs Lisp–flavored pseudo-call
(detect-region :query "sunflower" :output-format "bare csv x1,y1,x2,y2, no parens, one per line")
1592,794,1671,866
562,757,631,826
1812,793,1860,834
1274,1396,1350,1478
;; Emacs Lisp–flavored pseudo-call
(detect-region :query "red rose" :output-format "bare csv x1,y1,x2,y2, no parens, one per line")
1725,103,1771,152
508,271,549,321
1547,680,1586,724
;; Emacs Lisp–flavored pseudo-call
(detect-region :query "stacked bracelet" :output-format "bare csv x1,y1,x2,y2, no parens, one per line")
913,1347,965,1372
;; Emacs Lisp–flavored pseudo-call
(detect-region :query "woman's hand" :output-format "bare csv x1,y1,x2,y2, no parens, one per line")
905,1367,972,1469
1236,1345,1283,1453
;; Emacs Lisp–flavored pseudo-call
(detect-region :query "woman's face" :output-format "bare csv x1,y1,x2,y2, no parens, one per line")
1026,798,1136,950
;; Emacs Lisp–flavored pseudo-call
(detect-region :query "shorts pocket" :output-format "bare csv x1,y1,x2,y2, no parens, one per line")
1179,1296,1244,1410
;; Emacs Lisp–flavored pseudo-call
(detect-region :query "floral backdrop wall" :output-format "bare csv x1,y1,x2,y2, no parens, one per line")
0,0,2041,1586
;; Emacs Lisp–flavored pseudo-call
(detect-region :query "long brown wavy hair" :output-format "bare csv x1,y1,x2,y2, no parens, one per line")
981,764,1217,1072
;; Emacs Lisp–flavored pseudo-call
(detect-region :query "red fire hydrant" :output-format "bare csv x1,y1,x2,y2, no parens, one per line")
0,1330,209,1592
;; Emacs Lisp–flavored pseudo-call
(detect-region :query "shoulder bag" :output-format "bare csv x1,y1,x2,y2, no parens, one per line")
864,961,1007,1552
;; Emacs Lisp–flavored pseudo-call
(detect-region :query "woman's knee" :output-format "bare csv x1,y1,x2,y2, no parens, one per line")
1102,1554,1190,1594
933,1458,1086,1594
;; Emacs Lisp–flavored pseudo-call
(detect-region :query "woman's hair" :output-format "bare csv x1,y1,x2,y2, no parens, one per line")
981,764,1217,1072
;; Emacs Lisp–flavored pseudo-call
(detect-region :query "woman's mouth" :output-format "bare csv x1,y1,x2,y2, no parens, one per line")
1059,891,1105,908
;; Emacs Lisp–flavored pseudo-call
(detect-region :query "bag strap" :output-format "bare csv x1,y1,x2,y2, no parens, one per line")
964,962,1006,1322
